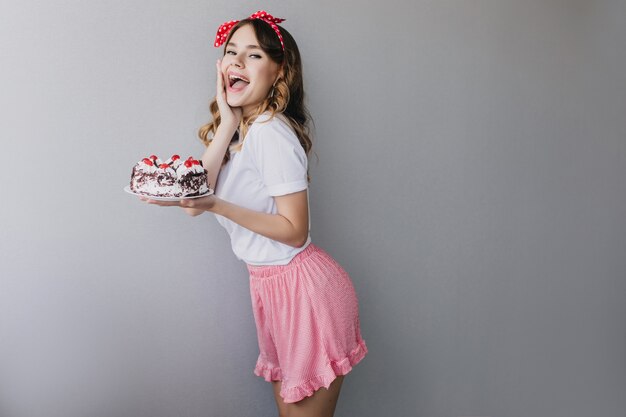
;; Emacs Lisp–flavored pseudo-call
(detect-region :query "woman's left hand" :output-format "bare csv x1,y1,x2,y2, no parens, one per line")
138,194,218,212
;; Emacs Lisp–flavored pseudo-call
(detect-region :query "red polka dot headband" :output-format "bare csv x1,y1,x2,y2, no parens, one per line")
214,10,286,51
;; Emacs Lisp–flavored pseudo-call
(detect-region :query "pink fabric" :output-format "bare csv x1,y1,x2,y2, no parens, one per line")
247,244,368,404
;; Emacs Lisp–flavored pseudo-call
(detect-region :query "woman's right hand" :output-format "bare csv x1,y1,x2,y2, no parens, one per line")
198,59,242,193
215,59,242,130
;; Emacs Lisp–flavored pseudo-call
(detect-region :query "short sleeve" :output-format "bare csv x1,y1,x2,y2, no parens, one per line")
247,117,308,196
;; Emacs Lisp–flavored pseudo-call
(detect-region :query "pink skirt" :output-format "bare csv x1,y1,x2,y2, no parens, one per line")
247,243,368,404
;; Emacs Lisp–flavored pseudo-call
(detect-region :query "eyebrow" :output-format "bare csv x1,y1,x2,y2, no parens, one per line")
226,42,262,50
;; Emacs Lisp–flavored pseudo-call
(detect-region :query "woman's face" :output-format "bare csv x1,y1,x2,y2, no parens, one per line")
221,24,281,117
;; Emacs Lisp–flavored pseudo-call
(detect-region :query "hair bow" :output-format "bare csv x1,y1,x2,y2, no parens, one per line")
214,10,286,51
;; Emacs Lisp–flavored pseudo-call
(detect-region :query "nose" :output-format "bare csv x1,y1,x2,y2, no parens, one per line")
230,55,243,68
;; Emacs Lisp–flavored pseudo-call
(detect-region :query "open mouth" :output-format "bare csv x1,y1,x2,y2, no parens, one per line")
228,74,250,89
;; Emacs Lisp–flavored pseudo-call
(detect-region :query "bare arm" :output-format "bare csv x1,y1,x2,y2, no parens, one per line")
203,58,241,191
201,125,235,192
141,190,309,248
212,191,309,247
182,58,240,217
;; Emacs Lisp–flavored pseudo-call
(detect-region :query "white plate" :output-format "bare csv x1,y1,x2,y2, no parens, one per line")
124,185,214,201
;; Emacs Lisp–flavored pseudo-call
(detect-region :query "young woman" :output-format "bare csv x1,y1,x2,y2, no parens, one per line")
140,11,367,417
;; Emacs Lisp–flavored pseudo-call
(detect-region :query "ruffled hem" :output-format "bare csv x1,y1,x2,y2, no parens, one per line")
280,339,368,404
254,362,283,382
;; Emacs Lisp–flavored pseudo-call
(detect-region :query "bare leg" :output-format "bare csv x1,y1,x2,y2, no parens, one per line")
272,376,344,417
272,381,290,417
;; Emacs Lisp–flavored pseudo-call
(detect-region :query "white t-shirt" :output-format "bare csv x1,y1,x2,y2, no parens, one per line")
214,112,311,265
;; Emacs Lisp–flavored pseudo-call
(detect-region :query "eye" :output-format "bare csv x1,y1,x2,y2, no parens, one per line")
250,54,262,59
225,50,236,55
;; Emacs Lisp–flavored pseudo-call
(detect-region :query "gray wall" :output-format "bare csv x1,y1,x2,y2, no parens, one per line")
1,1,624,416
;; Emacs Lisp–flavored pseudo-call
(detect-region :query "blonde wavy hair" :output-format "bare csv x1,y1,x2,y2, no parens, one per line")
198,19,313,170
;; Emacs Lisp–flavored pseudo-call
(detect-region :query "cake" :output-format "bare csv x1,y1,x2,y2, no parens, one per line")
130,154,210,197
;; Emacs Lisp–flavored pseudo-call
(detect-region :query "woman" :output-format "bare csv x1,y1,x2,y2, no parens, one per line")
141,11,367,417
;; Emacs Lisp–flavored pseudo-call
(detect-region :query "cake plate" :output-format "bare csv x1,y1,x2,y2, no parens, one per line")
124,186,214,201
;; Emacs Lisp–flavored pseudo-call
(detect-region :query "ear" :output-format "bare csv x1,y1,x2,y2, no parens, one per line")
274,65,285,85
273,74,282,87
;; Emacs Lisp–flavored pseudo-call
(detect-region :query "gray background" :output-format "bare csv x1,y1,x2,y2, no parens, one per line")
1,1,624,416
